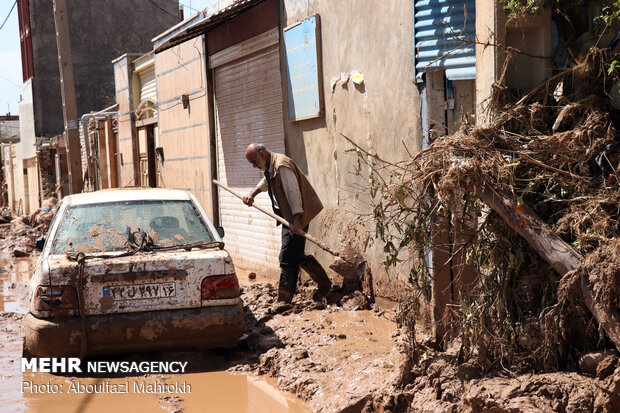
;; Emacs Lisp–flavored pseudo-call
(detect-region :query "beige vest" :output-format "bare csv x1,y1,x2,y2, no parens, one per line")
266,152,323,228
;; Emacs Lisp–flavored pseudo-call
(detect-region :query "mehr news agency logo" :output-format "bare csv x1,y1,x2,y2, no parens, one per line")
21,358,192,394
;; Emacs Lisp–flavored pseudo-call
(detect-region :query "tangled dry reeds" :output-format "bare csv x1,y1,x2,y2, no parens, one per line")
352,49,620,372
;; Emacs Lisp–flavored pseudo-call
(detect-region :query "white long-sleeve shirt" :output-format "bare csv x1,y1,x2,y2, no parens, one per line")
256,165,303,216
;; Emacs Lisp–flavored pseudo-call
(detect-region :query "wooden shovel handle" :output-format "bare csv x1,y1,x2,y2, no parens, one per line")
213,179,342,258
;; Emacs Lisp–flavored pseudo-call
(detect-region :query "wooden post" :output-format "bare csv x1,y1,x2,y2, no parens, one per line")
96,120,109,189
431,213,453,344
131,112,140,186
425,70,453,344
106,116,119,188
205,43,219,226
146,126,156,188
425,71,447,138
53,0,82,194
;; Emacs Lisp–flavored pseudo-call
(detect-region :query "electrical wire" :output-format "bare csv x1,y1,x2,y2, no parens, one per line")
180,1,200,13
146,0,181,21
0,73,21,89
159,0,202,14
0,0,17,33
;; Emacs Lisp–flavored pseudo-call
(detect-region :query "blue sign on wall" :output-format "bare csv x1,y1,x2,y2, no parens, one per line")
284,15,322,121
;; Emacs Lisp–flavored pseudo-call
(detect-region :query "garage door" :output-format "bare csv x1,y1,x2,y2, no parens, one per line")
211,29,284,272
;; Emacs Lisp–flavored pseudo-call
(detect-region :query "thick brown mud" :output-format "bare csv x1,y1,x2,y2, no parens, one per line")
1,257,619,412
0,257,34,313
0,257,310,413
18,371,309,413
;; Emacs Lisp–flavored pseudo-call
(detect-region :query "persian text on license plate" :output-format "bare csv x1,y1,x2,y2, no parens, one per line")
102,282,176,301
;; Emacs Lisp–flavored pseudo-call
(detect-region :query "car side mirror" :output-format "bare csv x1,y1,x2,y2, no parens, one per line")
35,237,45,251
215,226,225,238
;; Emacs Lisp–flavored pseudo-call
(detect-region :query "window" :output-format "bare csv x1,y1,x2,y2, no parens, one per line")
52,200,214,254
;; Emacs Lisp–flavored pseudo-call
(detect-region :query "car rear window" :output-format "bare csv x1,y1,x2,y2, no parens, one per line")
52,199,215,254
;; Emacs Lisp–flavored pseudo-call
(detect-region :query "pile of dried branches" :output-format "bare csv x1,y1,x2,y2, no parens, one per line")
354,49,619,372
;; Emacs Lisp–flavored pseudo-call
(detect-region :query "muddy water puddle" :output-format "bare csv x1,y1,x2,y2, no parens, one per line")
0,257,36,313
0,257,309,413
18,371,309,413
265,307,401,411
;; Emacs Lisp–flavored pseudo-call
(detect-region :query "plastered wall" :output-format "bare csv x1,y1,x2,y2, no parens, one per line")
279,0,422,299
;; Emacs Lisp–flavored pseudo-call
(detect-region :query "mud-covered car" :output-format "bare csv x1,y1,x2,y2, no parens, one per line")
24,188,244,357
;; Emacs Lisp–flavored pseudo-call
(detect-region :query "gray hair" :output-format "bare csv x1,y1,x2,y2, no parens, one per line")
252,143,267,154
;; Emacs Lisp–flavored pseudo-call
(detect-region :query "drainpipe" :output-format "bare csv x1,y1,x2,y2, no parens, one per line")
81,111,117,190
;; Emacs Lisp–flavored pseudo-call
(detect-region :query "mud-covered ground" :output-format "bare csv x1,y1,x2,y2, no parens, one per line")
231,279,406,412
229,276,620,413
1,244,619,412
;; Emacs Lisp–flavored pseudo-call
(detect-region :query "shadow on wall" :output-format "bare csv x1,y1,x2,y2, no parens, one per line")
282,115,327,175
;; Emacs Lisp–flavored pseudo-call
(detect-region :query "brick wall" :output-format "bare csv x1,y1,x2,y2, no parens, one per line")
35,138,55,200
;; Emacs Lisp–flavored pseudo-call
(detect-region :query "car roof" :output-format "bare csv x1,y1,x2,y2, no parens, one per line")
66,188,194,206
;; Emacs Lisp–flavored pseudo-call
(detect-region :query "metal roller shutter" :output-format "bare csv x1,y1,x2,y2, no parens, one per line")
413,0,476,82
213,30,285,271
139,66,157,102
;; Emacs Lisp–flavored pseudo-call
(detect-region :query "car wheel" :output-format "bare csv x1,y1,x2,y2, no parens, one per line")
22,338,33,359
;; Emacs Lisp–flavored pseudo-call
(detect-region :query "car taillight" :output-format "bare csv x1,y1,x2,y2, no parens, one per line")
32,286,79,317
201,274,240,300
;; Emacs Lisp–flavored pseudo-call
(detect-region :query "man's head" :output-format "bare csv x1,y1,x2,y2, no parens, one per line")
245,143,269,171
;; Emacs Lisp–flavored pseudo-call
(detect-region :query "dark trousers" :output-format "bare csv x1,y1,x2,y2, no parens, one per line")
278,225,308,294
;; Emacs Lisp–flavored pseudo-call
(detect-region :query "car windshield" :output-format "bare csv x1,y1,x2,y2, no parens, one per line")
52,199,214,254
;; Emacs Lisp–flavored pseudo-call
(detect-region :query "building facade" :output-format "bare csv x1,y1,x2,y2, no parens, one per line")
109,0,423,293
0,115,20,209
106,0,554,311
12,0,181,213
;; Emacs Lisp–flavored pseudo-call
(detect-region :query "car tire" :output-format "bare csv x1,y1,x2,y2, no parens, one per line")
22,339,33,359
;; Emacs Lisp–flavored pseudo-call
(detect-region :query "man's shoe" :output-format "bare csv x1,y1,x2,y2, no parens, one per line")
300,255,332,291
277,288,294,303
311,285,331,301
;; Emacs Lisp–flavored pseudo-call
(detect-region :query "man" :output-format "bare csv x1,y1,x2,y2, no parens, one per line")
242,143,332,303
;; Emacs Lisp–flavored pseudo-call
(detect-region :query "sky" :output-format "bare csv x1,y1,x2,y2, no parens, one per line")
0,0,218,117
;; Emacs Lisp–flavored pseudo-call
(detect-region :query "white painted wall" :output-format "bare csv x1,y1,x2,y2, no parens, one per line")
14,79,38,213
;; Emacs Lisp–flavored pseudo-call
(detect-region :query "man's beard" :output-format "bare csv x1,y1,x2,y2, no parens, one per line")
258,157,267,171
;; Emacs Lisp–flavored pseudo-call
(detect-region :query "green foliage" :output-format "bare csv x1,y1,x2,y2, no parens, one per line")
594,1,620,28
501,0,540,17
595,1,620,73
501,0,618,18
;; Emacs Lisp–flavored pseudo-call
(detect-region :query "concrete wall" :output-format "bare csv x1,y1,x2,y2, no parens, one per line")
476,0,553,122
279,0,422,299
130,0,424,299
0,116,20,209
23,157,39,214
28,0,180,138
504,8,552,91
11,0,181,213
475,0,499,123
0,119,20,140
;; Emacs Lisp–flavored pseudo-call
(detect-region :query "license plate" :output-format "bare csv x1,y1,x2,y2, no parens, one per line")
102,282,176,301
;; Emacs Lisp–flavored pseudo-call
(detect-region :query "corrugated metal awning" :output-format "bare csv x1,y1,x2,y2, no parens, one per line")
413,0,476,82
153,0,265,53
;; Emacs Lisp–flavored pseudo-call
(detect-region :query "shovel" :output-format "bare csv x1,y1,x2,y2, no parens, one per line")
213,179,348,261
